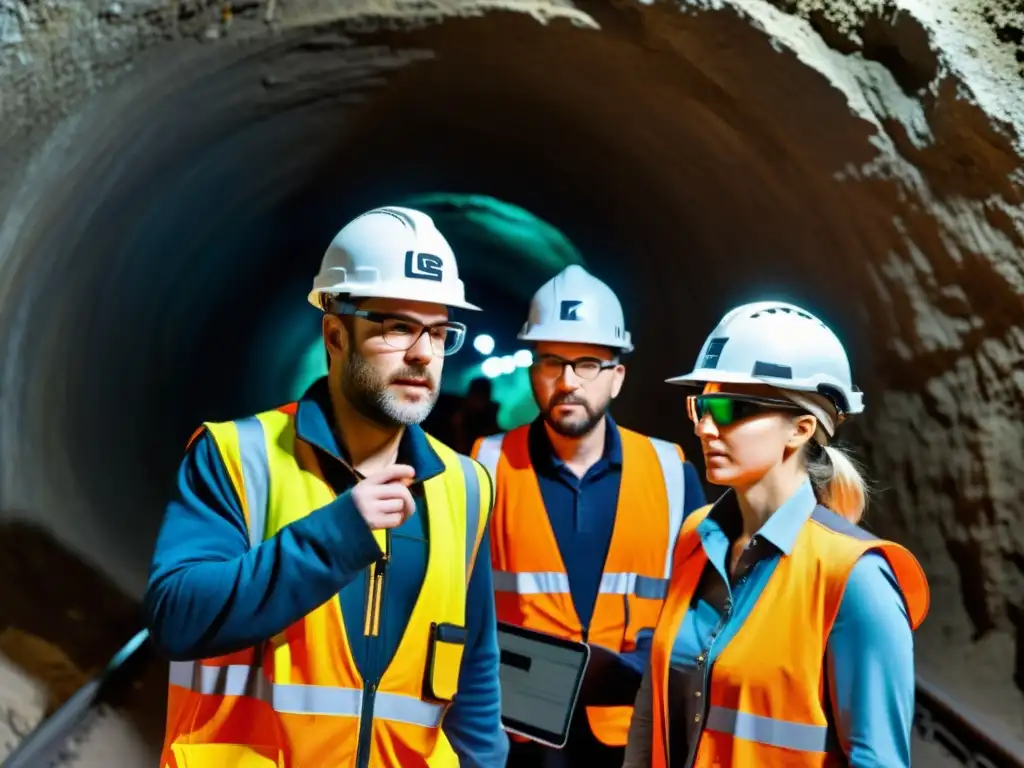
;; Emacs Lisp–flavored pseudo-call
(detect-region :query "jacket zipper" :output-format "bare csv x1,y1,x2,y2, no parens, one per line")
355,530,390,768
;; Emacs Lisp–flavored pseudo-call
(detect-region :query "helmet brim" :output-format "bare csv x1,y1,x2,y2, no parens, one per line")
666,369,864,417
309,285,482,312
517,329,634,354
665,368,766,387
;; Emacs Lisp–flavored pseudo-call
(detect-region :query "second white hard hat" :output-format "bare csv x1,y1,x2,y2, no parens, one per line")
517,265,633,353
666,301,864,416
308,206,480,311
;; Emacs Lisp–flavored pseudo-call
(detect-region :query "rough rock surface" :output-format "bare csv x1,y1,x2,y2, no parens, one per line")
0,522,164,763
0,0,1023,754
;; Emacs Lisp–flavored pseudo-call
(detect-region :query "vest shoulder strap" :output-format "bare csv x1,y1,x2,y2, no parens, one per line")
807,505,930,630
426,434,493,586
202,405,296,550
472,431,507,482
643,433,687,551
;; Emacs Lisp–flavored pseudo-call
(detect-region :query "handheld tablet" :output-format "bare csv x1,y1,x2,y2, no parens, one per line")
496,621,591,750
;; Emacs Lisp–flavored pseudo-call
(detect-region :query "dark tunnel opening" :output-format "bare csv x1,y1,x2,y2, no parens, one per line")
3,2,1024,756
0,10,884,597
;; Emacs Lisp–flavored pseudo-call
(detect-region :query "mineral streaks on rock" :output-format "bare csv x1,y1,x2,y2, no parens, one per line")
0,652,46,759
0,1,27,46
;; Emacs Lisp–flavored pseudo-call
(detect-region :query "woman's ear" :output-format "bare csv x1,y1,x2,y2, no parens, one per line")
789,413,817,449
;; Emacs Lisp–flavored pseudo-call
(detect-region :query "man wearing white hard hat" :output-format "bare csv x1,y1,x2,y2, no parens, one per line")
145,206,508,768
472,265,707,768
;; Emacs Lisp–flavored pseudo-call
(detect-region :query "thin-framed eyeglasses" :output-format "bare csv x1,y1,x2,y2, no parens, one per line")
330,301,467,356
532,353,619,381
687,393,807,427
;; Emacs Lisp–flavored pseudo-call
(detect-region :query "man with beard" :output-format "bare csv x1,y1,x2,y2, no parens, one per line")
144,206,508,768
472,265,706,768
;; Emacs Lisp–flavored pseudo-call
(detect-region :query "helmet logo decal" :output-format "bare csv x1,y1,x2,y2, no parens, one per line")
701,337,728,369
752,361,793,379
559,300,583,321
404,250,444,282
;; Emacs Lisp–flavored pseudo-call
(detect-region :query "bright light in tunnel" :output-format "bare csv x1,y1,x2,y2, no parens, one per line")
513,349,533,368
481,356,504,379
473,334,495,355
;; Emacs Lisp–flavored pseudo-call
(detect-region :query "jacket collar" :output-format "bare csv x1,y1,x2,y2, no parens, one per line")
700,479,817,555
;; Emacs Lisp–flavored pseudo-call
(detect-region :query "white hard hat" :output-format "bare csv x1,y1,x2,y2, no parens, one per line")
308,206,481,311
517,265,633,353
666,301,864,416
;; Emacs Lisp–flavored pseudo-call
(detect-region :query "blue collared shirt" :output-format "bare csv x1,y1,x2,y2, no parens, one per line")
528,415,708,671
143,377,508,767
669,480,916,766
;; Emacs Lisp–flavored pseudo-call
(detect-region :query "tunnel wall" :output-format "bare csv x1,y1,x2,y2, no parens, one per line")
2,0,1024,735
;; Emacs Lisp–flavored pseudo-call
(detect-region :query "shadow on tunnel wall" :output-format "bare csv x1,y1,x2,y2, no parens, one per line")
1,0,1024,745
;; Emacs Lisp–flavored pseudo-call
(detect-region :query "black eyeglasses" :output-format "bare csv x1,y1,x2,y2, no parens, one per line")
687,393,806,427
532,354,619,381
331,301,467,356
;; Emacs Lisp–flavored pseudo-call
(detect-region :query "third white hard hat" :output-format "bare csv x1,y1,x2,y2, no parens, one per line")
666,301,864,416
517,265,633,353
308,206,480,311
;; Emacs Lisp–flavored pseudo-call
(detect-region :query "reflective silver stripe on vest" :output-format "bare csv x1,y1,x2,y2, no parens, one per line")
648,436,684,579
235,416,270,549
706,705,828,753
458,453,481,579
599,571,669,600
493,569,669,599
493,570,571,594
474,433,504,482
169,661,443,728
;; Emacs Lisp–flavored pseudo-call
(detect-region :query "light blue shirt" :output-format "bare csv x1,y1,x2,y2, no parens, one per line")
669,480,916,767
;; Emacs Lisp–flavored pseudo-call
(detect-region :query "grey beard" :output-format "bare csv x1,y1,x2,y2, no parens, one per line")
341,350,437,428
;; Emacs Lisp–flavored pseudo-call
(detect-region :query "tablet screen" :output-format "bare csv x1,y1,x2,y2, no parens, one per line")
497,622,591,749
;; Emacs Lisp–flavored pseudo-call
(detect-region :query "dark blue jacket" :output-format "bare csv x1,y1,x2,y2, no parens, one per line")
143,377,508,767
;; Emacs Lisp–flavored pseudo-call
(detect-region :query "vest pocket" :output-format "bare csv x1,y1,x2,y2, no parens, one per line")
425,622,467,702
170,743,284,768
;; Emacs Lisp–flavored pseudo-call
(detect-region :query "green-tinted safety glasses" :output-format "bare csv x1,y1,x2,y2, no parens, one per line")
687,394,805,427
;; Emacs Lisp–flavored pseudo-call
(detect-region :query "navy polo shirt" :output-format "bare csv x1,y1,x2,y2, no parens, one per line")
528,415,707,635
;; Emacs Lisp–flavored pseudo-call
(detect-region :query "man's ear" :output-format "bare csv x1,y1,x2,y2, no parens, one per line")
323,314,349,357
610,364,626,400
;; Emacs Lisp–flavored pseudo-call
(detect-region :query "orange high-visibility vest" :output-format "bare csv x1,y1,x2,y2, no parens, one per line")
160,404,491,768
649,502,930,768
473,424,687,748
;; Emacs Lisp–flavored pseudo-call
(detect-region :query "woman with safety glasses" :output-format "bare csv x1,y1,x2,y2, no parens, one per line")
623,301,931,768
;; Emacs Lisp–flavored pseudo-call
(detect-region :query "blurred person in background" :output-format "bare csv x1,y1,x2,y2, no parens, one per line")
452,377,500,454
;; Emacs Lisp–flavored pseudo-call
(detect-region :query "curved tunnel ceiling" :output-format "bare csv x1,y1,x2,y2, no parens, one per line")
1,0,1024,729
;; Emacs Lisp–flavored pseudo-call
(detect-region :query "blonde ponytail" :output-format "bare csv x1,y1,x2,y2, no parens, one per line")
806,443,869,524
